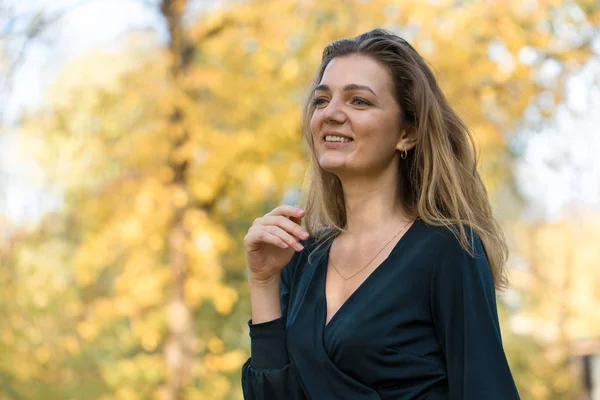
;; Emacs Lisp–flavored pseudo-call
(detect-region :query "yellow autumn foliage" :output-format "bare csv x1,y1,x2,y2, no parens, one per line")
0,0,597,399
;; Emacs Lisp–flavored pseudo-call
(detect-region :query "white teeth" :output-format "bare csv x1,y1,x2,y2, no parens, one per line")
325,136,352,142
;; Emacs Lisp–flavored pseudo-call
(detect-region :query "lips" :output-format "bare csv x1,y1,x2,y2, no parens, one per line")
322,132,354,141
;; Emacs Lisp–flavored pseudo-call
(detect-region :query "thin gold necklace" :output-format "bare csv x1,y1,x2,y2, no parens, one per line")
329,218,414,281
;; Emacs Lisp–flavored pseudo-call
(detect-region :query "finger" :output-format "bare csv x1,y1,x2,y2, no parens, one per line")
289,204,305,225
261,215,309,241
246,229,290,250
263,225,305,251
289,205,303,225
265,204,305,219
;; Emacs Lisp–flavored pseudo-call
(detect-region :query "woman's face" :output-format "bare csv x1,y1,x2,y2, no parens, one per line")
310,54,405,179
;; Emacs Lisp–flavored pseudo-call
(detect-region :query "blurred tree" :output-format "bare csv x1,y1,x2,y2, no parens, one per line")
1,0,598,399
0,215,111,399
502,213,600,399
0,1,86,124
160,0,197,397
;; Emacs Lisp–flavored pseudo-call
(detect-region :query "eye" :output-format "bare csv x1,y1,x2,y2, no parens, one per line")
351,97,370,106
312,97,328,107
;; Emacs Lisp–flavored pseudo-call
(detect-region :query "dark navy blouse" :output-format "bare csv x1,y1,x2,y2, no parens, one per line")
242,219,520,399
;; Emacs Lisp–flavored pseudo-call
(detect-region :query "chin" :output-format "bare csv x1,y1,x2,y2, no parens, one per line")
319,163,353,180
318,155,345,171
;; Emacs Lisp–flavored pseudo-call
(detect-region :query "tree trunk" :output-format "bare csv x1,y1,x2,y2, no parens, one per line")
159,1,195,398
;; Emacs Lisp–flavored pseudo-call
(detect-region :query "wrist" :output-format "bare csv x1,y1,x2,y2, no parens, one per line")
248,272,280,288
248,273,282,324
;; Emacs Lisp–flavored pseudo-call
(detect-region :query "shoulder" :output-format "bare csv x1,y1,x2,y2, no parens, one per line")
418,221,495,293
411,220,491,283
415,219,485,259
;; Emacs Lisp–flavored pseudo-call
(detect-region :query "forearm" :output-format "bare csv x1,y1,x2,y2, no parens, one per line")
248,273,282,324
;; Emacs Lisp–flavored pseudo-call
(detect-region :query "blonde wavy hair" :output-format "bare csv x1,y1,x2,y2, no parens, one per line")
300,28,509,290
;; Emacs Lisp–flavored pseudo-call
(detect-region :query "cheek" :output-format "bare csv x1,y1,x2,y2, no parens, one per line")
355,116,399,149
352,114,382,139
310,112,321,136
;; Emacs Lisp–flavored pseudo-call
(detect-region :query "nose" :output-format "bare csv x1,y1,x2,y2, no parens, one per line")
321,97,347,124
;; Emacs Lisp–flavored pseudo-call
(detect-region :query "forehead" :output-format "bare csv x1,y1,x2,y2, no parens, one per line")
319,54,393,94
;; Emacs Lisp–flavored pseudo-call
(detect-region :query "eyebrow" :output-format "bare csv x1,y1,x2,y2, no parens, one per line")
313,83,377,97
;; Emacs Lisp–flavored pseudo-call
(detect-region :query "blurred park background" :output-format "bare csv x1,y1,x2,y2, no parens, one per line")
1,0,599,399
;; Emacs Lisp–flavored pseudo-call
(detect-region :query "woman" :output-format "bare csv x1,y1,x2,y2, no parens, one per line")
241,29,520,399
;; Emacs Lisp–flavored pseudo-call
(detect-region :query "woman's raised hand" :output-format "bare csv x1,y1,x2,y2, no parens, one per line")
244,205,309,283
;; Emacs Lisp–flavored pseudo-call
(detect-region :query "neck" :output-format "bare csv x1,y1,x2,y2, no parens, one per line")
337,162,412,238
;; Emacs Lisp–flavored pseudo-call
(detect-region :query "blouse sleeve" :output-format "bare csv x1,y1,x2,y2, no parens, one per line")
241,250,307,400
429,228,520,400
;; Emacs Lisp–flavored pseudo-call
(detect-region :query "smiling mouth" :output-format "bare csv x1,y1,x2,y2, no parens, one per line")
323,135,353,143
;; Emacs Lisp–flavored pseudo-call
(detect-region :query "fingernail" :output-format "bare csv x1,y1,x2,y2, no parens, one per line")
301,231,309,238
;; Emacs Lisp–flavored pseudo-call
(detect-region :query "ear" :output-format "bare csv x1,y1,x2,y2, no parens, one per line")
395,126,417,152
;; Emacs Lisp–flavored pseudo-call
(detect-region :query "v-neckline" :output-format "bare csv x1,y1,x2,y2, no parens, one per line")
322,219,420,330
